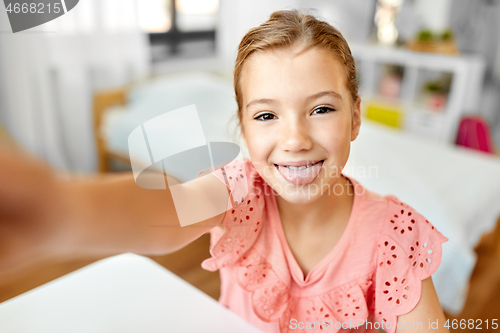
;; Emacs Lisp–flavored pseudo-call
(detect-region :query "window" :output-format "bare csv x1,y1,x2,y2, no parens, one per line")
138,0,218,62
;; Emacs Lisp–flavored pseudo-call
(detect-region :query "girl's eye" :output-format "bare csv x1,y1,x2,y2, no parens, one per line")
311,106,335,115
254,113,277,121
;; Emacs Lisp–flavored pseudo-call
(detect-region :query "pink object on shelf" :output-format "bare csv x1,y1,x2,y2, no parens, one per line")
427,93,447,112
456,116,495,154
379,74,402,100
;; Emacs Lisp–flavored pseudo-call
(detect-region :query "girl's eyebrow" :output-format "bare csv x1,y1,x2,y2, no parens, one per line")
310,90,343,101
246,90,342,110
246,98,277,110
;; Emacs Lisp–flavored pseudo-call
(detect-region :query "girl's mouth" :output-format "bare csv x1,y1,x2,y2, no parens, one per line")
274,160,324,185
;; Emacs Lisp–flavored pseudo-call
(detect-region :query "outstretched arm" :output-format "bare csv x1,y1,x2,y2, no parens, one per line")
0,147,227,274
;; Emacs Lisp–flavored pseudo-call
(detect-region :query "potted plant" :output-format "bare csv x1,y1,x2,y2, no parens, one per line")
407,28,459,55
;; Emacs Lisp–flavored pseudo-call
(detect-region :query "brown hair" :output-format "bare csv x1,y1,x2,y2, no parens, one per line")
234,9,358,129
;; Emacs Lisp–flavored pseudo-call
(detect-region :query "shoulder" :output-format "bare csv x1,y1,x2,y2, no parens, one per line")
380,195,448,245
344,176,392,235
346,177,447,243
201,158,268,271
372,193,448,276
211,157,268,205
211,157,260,185
345,176,388,214
369,194,449,332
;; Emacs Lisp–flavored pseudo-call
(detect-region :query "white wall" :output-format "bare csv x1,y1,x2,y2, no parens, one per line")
217,0,299,68
300,0,375,43
413,0,452,31
216,0,374,70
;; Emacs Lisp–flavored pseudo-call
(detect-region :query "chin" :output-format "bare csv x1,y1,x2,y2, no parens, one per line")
277,190,323,205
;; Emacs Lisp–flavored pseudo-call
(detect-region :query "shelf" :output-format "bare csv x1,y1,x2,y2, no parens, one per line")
352,43,486,143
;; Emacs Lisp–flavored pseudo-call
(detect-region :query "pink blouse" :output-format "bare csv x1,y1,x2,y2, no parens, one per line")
202,158,448,333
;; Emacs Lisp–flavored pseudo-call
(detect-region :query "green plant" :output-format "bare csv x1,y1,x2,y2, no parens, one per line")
415,28,455,42
417,29,434,42
441,28,454,41
423,74,453,94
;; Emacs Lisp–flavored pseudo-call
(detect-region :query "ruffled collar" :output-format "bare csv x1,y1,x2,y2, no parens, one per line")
202,159,448,333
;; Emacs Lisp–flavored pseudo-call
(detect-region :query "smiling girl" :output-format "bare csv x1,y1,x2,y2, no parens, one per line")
0,8,449,333
196,9,449,333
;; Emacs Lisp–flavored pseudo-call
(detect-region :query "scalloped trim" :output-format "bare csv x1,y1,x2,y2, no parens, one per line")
230,246,377,332
202,159,266,271
234,251,290,322
373,196,449,333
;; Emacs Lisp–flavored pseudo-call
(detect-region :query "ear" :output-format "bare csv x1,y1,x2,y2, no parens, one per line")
350,97,361,141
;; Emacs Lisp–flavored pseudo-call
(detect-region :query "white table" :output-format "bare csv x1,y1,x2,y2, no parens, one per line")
0,253,263,333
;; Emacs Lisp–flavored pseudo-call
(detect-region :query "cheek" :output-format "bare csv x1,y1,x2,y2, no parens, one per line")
243,126,273,159
313,119,352,169
317,116,351,146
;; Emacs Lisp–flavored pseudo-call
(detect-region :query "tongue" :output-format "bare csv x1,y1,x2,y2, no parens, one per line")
276,161,323,185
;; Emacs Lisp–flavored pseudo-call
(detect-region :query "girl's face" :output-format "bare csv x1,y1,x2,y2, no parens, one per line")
239,45,361,204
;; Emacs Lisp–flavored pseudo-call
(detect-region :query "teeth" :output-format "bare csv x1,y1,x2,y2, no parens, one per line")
286,165,311,170
276,161,322,170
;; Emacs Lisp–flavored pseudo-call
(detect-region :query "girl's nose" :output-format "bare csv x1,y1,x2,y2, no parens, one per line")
279,117,313,152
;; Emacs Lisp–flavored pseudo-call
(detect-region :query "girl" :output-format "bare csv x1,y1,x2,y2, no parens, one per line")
0,9,449,333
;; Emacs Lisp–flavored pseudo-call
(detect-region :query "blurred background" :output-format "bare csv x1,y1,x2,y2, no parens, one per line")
1,0,500,172
1,1,500,332
1,0,500,171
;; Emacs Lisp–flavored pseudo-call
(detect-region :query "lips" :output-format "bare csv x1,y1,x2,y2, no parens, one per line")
274,160,324,185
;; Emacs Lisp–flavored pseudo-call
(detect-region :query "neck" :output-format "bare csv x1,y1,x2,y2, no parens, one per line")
276,175,353,230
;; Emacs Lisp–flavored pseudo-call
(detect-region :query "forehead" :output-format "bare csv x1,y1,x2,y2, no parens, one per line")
240,46,348,106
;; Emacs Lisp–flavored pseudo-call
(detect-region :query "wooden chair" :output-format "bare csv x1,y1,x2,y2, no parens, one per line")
92,87,128,173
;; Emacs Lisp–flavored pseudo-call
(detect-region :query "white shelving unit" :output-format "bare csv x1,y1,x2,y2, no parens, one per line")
351,43,486,143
